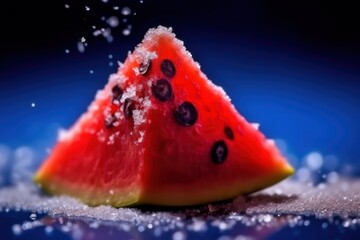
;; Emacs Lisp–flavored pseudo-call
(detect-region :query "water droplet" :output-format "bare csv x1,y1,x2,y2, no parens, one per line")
107,16,119,27
321,222,328,229
12,224,22,235
89,222,99,229
121,7,131,15
89,70,94,74
296,167,311,182
31,102,36,108
45,226,53,234
85,6,90,11
172,231,186,240
93,30,102,36
137,225,145,232
64,4,70,9
305,151,323,170
102,28,113,42
29,213,36,220
327,171,339,184
65,49,70,54
122,28,131,36
343,219,351,228
77,41,85,53
263,214,272,223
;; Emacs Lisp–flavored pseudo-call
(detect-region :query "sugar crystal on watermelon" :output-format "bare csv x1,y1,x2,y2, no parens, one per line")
34,26,294,207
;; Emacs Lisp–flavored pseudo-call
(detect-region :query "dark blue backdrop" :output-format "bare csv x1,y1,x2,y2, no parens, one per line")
0,0,359,174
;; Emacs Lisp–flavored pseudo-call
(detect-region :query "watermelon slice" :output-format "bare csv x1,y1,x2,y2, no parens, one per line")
34,26,294,207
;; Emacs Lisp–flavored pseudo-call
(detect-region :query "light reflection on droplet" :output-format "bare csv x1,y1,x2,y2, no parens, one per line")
122,28,131,36
121,7,131,16
305,152,323,170
107,16,119,27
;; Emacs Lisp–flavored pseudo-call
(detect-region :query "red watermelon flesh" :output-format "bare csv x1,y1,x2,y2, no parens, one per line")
34,26,294,207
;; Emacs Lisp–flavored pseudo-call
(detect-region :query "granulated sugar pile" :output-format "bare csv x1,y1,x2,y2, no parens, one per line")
1,177,359,220
0,178,359,239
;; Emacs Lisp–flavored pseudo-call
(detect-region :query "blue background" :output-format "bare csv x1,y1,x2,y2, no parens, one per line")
0,0,359,174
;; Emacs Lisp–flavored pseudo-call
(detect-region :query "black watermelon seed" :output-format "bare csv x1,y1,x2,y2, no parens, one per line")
123,98,135,119
112,85,123,102
139,59,151,75
151,79,173,102
224,126,234,140
105,115,117,128
174,101,198,126
160,59,176,78
211,140,228,164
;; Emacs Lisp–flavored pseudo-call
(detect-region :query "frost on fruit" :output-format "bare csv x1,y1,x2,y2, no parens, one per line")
34,26,294,207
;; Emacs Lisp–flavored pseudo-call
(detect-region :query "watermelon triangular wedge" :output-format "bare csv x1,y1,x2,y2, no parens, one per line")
34,26,294,207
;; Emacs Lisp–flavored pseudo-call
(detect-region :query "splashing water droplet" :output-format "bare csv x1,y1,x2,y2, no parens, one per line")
12,224,22,235
93,30,102,37
122,28,131,36
327,171,339,184
121,7,131,16
77,42,85,53
45,226,53,234
107,16,119,27
297,167,311,182
305,151,323,170
85,6,90,11
172,231,186,240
